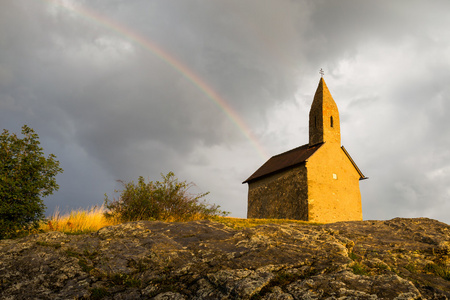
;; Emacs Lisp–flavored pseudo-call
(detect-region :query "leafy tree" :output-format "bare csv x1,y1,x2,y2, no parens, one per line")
0,125,63,239
104,172,228,222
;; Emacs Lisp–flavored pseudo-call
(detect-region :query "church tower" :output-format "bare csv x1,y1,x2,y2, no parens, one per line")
309,77,341,146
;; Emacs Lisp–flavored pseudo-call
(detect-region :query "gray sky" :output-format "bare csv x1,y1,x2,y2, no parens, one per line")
1,0,450,224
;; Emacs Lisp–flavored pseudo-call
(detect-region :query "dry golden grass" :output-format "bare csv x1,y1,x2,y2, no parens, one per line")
40,207,320,234
41,206,120,234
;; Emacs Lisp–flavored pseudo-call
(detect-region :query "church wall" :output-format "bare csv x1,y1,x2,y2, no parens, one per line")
306,143,363,223
247,165,308,220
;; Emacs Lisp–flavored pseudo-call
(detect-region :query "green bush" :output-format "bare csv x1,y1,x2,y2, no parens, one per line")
104,172,228,222
0,125,63,239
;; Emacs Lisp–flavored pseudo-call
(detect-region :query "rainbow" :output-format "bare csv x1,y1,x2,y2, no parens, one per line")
44,0,269,160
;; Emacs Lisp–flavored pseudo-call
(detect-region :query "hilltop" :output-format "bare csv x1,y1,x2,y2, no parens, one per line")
0,218,449,299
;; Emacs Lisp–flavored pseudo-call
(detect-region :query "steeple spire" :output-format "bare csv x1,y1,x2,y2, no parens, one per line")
309,77,341,146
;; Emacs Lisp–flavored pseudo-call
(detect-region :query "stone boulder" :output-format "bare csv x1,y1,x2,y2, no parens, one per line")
0,218,449,299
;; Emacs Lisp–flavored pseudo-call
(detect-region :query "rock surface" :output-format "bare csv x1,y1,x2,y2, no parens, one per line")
0,218,449,299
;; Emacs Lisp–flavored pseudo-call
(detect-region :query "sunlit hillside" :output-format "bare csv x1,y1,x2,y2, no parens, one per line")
40,206,321,235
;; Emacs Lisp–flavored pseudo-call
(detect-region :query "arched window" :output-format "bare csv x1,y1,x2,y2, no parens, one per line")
330,116,334,128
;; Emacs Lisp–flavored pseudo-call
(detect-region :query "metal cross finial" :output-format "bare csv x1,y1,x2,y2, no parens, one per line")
319,68,324,77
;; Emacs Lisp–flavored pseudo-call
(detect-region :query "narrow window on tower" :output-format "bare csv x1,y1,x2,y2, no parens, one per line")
315,116,317,128
330,116,334,128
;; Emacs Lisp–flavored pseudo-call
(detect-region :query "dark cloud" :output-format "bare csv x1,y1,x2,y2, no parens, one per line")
1,0,449,223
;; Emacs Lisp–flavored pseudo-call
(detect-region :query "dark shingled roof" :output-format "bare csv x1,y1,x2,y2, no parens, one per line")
243,143,323,183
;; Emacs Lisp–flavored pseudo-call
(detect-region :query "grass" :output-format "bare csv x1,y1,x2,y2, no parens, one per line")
40,205,119,234
211,216,322,229
39,206,320,235
405,263,417,274
425,263,450,281
39,206,321,236
350,262,369,275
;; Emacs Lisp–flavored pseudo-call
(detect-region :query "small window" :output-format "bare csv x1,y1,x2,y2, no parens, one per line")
333,173,337,180
330,116,334,128
314,116,317,128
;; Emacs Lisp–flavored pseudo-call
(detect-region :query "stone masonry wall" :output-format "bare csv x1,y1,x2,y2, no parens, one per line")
247,165,308,220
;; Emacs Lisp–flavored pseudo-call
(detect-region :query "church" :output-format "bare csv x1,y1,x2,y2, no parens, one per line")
243,76,367,223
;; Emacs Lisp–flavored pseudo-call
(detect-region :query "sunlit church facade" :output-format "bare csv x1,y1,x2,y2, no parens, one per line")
243,77,366,223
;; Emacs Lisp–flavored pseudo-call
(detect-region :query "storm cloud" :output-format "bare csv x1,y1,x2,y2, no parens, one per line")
1,0,450,223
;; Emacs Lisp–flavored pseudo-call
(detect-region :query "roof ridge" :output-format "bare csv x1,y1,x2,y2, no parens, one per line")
272,142,324,158
272,143,309,157
243,142,324,183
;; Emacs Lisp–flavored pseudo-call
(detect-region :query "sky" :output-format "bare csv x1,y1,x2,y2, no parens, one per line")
1,0,450,224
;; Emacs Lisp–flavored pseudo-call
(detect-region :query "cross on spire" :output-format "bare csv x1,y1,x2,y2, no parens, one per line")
319,68,324,77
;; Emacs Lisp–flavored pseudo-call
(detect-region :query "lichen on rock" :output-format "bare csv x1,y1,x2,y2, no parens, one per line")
0,218,449,299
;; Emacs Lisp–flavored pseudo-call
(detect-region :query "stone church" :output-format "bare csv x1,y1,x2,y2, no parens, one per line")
243,77,367,223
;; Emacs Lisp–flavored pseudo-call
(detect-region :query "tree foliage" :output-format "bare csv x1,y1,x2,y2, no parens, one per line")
0,125,63,239
104,172,228,222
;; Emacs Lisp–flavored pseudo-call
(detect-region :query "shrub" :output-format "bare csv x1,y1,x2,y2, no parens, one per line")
104,172,228,222
0,125,63,239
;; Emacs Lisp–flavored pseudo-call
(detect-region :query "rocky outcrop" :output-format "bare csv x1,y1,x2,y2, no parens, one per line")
0,218,449,299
